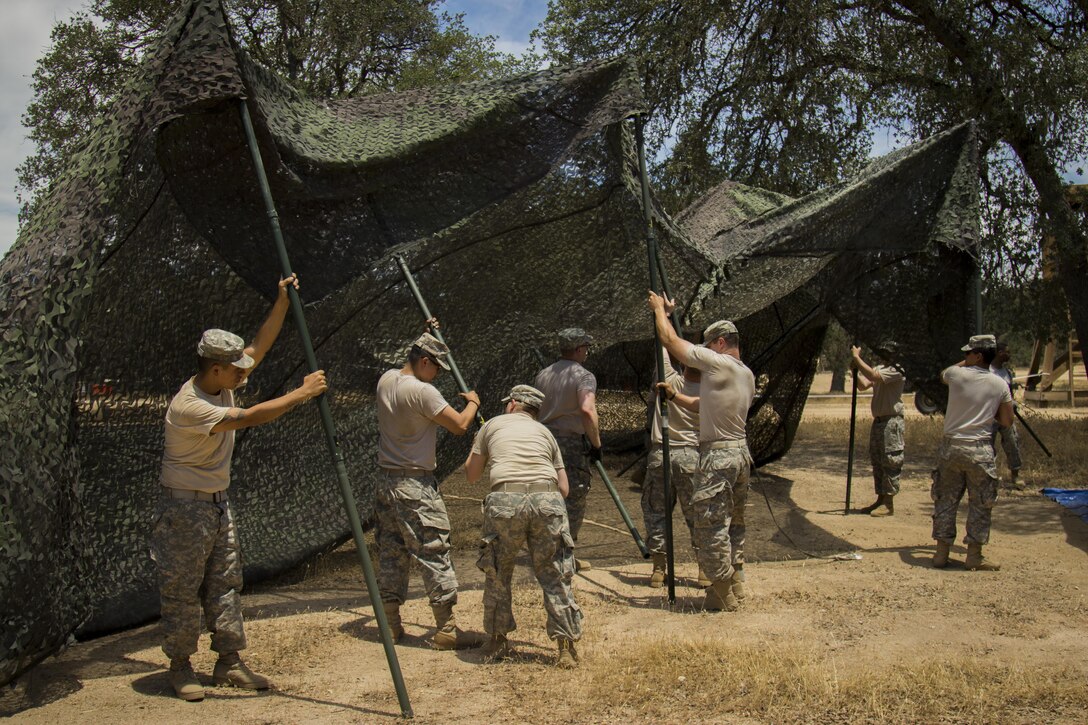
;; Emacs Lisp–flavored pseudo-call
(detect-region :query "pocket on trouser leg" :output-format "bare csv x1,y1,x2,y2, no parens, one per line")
977,476,999,509
477,533,499,575
557,530,576,583
929,469,941,501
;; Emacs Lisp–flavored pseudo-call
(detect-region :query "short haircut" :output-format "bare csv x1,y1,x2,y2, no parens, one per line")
198,355,220,374
721,332,740,349
512,400,540,418
407,345,425,365
977,348,997,365
996,341,1008,352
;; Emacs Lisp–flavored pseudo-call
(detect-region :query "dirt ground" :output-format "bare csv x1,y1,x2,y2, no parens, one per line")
5,404,1088,723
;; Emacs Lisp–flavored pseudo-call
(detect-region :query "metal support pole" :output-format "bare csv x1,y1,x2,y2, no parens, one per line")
1014,408,1053,458
238,99,413,719
637,116,675,603
845,362,858,514
394,255,484,426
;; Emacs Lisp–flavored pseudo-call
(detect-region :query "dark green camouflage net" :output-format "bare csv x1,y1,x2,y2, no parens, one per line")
0,0,978,685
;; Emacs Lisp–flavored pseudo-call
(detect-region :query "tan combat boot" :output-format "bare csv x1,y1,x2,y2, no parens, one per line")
382,601,404,642
697,565,711,588
871,494,894,517
965,543,1001,571
431,603,484,650
858,496,883,514
932,541,951,568
730,566,747,601
575,558,593,572
704,577,739,612
212,652,271,690
556,638,579,668
168,658,204,702
482,634,512,662
649,553,667,588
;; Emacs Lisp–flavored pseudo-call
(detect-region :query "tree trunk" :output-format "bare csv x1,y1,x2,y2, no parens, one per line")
830,367,846,393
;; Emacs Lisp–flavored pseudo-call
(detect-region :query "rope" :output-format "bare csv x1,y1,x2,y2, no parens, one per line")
755,477,861,562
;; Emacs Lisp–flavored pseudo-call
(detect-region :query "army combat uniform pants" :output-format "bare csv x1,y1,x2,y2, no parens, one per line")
150,494,247,661
991,421,1022,474
477,489,583,641
869,414,904,497
554,435,591,541
931,438,999,545
691,441,752,583
375,472,458,606
642,445,699,555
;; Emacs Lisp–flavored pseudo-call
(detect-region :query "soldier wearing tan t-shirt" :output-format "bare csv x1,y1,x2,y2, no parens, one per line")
464,385,583,668
649,291,755,613
154,275,327,702
852,342,906,518
534,328,600,570
374,331,482,650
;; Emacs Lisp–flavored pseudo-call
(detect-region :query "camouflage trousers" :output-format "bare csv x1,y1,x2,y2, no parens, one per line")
150,495,246,660
375,472,458,606
642,445,699,555
869,414,904,497
931,438,999,545
691,443,752,583
992,421,1022,473
477,490,583,641
555,435,591,541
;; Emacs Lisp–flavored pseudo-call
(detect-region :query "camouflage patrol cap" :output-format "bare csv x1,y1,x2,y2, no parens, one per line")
502,384,545,409
961,334,997,352
875,339,899,355
197,329,254,369
702,320,738,345
412,332,451,370
557,327,592,351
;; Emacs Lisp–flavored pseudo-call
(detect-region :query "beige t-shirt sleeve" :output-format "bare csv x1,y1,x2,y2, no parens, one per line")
549,432,563,469
576,367,597,394
173,391,230,435
684,344,721,373
415,382,450,420
472,422,491,458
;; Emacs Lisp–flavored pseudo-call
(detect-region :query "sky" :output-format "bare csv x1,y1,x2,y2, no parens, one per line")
0,1,1082,260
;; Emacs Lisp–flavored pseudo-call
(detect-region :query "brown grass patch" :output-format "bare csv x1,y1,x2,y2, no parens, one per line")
581,636,1088,723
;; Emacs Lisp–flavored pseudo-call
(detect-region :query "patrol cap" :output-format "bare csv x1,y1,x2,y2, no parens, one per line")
502,384,546,409
197,329,255,369
961,334,997,352
412,332,451,370
875,339,899,355
702,320,738,345
558,327,593,351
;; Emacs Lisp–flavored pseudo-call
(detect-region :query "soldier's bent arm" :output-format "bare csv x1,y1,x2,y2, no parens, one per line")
579,389,602,448
433,390,481,435
656,381,699,412
557,468,570,499
851,346,882,386
647,291,694,366
210,370,327,432
245,275,298,373
995,400,1014,429
464,451,487,483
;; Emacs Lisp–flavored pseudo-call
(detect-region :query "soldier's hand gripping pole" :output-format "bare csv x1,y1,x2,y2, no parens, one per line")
238,99,413,719
637,115,676,603
395,255,484,427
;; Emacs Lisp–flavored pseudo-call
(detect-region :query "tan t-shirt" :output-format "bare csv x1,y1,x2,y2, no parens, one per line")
160,378,235,492
684,345,755,443
941,365,1012,442
870,365,905,417
376,369,450,470
650,353,700,447
534,359,597,438
471,411,563,487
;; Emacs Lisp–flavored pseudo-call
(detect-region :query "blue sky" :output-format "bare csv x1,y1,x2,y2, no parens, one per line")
0,0,1083,260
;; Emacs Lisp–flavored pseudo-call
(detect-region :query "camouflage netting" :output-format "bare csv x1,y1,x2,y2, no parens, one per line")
0,0,978,686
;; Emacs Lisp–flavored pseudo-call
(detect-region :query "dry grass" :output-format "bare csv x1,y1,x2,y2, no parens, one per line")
797,413,1088,490
580,636,1088,723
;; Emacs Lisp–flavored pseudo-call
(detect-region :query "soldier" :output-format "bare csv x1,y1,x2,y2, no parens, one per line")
154,275,328,701
534,328,601,571
464,385,583,668
648,292,755,611
931,334,1013,571
643,347,703,588
375,331,482,649
990,341,1023,485
851,342,905,517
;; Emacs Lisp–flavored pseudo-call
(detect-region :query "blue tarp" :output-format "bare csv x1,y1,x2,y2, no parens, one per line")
1041,489,1088,524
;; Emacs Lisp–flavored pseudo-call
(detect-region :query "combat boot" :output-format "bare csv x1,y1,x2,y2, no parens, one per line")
870,495,894,517
649,553,667,588
431,602,484,650
168,658,204,702
965,543,1001,571
703,577,739,612
575,558,592,572
730,566,747,601
382,601,404,642
697,566,711,588
932,541,951,569
212,652,271,690
482,634,512,662
858,496,883,514
556,638,579,668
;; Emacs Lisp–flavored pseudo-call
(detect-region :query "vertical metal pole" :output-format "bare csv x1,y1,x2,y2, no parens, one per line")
637,116,675,604
845,363,858,514
394,255,484,426
238,99,413,719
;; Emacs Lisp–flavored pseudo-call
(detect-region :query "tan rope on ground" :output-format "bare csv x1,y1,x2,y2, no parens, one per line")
442,494,631,536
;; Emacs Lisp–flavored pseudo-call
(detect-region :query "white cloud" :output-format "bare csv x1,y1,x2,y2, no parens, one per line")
0,0,86,260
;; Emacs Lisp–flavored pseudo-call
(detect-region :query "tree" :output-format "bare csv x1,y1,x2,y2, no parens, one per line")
17,0,529,222
537,1,1088,373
